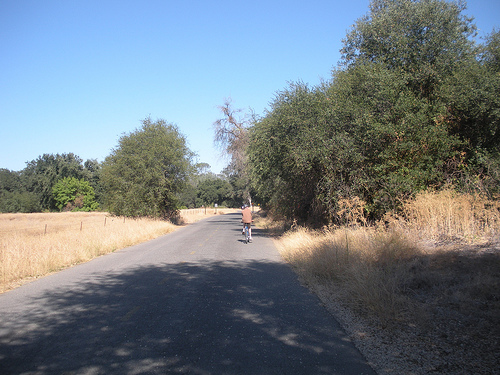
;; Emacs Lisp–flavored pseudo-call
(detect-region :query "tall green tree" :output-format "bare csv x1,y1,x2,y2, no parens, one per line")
482,29,500,72
441,28,500,153
101,118,194,219
1,154,99,213
328,0,489,216
249,82,332,223
83,159,104,205
21,153,87,210
437,29,500,196
0,168,40,212
196,177,232,207
325,63,464,216
248,0,499,223
341,0,476,100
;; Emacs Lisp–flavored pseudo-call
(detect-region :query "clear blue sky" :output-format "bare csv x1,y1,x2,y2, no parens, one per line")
1,0,499,174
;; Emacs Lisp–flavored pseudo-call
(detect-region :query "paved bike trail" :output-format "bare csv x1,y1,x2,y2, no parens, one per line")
0,213,376,374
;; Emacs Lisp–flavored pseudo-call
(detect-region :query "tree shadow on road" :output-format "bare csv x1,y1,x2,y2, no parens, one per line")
0,258,375,374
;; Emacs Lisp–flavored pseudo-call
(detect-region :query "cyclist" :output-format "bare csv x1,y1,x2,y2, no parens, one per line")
241,204,253,242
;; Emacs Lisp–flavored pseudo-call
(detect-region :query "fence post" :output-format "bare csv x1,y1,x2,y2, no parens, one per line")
44,224,47,235
1,246,4,292
345,228,349,264
80,221,83,232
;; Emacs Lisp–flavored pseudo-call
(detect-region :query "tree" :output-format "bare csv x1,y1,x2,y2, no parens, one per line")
101,117,194,219
21,153,87,211
52,177,99,211
330,0,486,215
213,98,253,206
0,169,40,212
249,82,333,223
0,168,20,193
481,29,500,73
341,0,476,71
436,29,500,196
324,63,464,217
196,177,233,207
439,57,500,152
83,159,104,205
342,0,478,108
247,0,494,223
1,155,100,213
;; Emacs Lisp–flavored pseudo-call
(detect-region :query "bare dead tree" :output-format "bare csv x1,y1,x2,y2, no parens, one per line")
213,98,252,205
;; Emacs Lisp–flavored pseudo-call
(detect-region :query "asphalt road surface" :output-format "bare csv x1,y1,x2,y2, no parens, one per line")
0,213,376,374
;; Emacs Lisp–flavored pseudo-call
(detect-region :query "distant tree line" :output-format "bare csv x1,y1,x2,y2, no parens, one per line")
0,118,243,217
245,0,500,225
0,153,102,213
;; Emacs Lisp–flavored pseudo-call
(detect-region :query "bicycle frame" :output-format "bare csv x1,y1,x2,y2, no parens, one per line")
243,223,251,244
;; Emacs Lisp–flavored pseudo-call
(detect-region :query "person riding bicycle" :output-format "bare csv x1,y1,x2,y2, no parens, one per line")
241,204,253,242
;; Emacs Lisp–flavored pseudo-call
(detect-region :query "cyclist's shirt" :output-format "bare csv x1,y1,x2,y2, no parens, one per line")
242,208,252,224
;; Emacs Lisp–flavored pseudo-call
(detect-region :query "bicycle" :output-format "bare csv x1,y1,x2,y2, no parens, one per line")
242,222,251,244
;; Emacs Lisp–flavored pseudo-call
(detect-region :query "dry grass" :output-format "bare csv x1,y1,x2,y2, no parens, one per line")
252,210,290,236
390,188,500,243
0,209,236,293
277,227,423,321
275,190,500,373
276,190,500,323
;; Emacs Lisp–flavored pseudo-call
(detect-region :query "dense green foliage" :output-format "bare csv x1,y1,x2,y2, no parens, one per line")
100,118,194,218
0,154,101,213
52,177,99,212
177,162,246,209
249,82,332,221
248,0,500,225
0,132,237,215
179,173,236,208
0,168,38,213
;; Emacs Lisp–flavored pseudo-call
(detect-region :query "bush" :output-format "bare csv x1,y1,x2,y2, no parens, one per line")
52,177,99,212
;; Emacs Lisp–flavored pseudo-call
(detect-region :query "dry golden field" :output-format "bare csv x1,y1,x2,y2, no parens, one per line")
0,208,239,293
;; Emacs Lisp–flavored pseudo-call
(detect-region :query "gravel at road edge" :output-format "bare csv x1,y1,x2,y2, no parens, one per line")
309,282,498,375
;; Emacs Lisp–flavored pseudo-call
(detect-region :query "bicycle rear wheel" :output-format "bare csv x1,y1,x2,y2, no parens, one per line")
244,224,249,244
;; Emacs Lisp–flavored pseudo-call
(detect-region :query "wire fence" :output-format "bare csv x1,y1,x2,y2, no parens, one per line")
0,207,237,236
0,215,127,236
180,207,226,215
0,208,240,236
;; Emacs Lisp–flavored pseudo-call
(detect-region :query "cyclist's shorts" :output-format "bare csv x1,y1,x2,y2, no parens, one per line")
243,222,252,228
